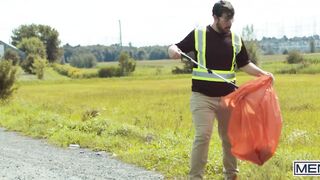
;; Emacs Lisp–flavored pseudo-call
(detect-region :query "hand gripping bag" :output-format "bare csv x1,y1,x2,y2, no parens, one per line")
221,75,282,165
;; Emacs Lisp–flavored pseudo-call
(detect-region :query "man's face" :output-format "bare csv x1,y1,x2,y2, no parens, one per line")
215,12,233,33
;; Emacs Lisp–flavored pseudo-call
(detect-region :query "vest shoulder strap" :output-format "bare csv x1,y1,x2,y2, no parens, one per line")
194,27,207,68
232,33,242,55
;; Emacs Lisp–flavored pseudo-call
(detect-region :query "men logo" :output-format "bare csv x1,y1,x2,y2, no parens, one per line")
293,161,320,176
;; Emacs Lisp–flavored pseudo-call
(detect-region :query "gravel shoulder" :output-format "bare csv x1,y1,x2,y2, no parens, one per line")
0,127,164,180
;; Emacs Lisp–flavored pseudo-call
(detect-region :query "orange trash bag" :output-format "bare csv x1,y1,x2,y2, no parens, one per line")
221,75,282,165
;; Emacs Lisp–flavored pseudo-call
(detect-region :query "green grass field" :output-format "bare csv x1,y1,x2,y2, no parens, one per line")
1,55,320,179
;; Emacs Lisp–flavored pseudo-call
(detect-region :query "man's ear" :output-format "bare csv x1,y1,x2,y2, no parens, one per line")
213,15,219,21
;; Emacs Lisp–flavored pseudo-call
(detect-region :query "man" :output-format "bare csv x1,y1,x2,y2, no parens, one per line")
168,1,273,179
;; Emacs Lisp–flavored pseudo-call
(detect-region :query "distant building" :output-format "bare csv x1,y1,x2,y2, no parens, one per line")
0,40,25,59
259,35,320,55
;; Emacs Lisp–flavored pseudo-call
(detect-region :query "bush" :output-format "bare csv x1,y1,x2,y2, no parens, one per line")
52,63,97,79
287,51,304,64
32,58,47,79
69,52,97,68
0,61,17,100
172,59,193,74
52,63,82,78
276,63,308,74
118,52,136,76
172,66,192,74
21,54,37,74
52,63,69,76
98,66,122,78
4,49,20,65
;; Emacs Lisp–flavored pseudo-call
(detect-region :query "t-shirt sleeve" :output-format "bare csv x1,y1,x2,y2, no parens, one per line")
175,30,195,53
235,39,251,68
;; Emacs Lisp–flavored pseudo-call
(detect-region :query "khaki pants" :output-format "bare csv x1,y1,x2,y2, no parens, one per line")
189,92,238,180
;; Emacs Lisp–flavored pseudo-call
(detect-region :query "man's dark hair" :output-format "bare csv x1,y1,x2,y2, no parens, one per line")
212,0,234,18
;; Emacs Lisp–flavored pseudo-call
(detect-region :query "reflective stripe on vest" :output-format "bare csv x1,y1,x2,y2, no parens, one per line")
192,68,236,82
231,32,242,71
193,27,242,82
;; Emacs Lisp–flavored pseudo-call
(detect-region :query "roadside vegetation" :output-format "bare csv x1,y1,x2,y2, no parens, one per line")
1,52,320,179
0,61,17,100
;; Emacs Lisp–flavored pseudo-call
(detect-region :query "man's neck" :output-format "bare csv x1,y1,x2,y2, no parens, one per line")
211,23,221,33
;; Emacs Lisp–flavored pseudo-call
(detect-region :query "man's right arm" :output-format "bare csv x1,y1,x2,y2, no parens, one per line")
168,30,195,60
168,44,182,59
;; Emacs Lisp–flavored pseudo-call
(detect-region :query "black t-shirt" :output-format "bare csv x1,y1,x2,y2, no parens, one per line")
176,25,250,97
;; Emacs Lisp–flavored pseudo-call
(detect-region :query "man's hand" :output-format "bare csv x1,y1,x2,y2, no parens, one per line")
264,71,275,84
168,44,182,59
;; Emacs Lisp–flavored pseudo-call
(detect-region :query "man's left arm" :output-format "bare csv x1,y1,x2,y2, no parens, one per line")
236,39,274,82
240,62,274,81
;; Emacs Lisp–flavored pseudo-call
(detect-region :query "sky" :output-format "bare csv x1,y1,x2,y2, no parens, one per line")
1,0,320,47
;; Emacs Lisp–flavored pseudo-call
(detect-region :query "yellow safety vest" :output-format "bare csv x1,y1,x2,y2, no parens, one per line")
193,27,242,82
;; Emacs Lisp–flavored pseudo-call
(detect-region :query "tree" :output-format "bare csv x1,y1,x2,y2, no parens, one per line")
148,48,167,60
62,43,74,63
242,25,260,65
17,37,47,74
310,39,316,53
136,50,146,60
11,24,62,62
38,25,63,62
17,37,46,58
118,51,136,76
11,24,38,44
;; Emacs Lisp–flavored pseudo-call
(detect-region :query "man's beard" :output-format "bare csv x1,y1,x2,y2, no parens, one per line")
217,22,231,34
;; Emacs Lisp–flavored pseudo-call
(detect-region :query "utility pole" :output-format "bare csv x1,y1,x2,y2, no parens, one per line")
119,20,122,48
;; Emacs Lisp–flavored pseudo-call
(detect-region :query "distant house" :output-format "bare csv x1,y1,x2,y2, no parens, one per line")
259,35,320,54
0,40,25,60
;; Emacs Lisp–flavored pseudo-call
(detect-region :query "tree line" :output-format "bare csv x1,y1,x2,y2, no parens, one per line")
63,44,169,63
9,24,170,64
2,23,171,78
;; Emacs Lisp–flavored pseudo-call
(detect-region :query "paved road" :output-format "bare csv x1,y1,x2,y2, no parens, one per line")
0,128,164,180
